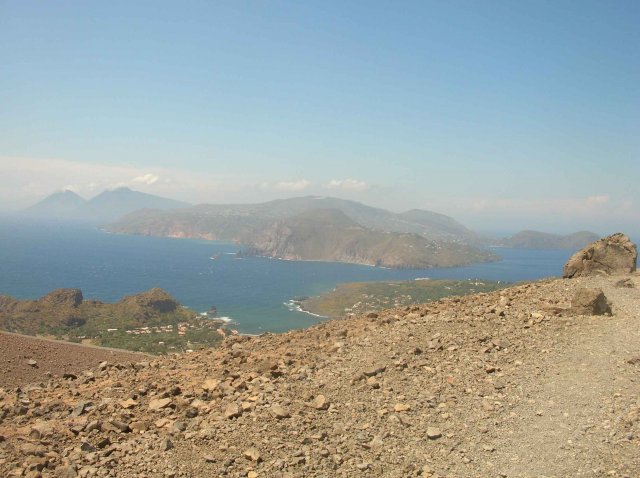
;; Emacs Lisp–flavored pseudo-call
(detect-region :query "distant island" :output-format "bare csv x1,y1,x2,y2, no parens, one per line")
0,288,226,354
106,196,498,268
497,230,600,249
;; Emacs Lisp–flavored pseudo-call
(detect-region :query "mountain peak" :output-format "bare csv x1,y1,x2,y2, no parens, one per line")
24,188,190,222
60,188,82,195
24,189,87,218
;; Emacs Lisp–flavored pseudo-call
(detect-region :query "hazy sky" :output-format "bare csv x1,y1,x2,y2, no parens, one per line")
1,1,638,235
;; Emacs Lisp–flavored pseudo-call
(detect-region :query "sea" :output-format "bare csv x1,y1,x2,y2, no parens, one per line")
0,217,574,335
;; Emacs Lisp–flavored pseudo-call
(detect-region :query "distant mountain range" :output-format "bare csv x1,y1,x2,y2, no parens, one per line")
497,230,600,250
24,187,190,222
107,196,497,268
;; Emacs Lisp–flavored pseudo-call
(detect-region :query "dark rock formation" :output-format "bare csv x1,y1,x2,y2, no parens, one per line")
569,288,612,315
40,289,84,308
563,233,637,278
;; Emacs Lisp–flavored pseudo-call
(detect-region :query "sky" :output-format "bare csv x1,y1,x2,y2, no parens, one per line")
1,1,638,236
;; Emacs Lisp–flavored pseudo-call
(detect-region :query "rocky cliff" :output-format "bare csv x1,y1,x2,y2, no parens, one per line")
244,209,497,268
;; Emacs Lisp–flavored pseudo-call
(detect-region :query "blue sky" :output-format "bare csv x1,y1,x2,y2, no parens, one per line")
0,1,638,235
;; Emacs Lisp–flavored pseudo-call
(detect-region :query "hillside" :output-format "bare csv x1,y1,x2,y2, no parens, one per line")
499,230,600,249
244,209,497,268
0,288,224,353
0,273,637,477
25,187,190,222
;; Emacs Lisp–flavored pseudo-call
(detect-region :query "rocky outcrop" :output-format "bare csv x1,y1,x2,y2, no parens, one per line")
563,233,637,278
40,288,83,308
118,288,179,313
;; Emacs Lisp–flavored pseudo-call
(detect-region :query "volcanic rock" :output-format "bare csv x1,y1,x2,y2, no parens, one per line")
224,403,242,419
149,398,172,411
569,288,612,315
269,405,290,419
311,394,329,410
563,233,637,278
39,289,83,308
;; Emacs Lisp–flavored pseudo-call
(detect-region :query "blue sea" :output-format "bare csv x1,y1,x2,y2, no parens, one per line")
0,217,573,334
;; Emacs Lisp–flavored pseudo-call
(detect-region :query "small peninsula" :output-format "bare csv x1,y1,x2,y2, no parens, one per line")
300,278,506,318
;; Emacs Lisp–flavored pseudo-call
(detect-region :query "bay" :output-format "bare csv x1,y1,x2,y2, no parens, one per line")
0,217,572,334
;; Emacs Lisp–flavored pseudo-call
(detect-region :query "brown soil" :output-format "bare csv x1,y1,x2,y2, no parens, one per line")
0,332,149,388
0,273,638,478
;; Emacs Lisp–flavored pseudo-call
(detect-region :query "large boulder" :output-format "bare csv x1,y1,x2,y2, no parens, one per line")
569,288,612,316
563,233,637,278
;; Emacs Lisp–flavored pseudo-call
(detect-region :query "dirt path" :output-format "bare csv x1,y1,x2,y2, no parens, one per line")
490,274,640,477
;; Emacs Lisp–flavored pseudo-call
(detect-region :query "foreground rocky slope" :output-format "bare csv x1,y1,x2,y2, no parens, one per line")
1,273,638,478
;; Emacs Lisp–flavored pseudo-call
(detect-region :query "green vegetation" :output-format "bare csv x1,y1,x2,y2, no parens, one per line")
301,279,507,318
0,288,224,354
93,324,224,354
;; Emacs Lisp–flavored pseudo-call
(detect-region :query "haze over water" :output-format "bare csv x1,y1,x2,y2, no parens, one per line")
0,217,573,334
